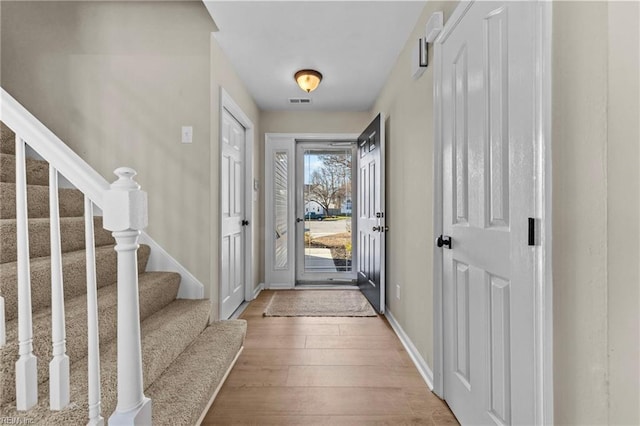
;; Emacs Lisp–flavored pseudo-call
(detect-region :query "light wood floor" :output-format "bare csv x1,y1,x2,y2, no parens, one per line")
203,290,459,425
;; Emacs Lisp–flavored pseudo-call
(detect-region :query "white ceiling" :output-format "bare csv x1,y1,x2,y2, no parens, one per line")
204,1,427,111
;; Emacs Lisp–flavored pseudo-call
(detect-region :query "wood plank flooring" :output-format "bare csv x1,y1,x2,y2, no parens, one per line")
203,290,459,425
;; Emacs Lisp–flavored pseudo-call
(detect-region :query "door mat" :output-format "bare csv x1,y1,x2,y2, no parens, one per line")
263,290,377,317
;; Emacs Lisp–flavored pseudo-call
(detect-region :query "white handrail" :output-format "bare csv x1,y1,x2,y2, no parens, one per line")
0,88,109,208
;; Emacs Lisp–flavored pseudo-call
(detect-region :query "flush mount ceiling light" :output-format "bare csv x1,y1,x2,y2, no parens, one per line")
294,69,323,93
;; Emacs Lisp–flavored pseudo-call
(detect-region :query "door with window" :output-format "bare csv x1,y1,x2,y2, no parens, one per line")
295,143,356,283
265,120,386,306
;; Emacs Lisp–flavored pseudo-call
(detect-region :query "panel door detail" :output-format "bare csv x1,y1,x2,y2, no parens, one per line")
221,108,246,319
440,2,537,425
357,113,385,313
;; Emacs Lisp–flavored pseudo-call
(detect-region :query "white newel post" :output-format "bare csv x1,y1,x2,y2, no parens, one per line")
103,167,151,425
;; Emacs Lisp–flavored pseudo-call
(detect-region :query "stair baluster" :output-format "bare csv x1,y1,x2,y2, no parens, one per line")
104,167,151,425
85,196,104,426
49,166,70,410
15,136,38,410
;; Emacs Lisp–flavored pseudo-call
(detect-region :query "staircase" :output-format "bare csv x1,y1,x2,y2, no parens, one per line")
0,95,246,424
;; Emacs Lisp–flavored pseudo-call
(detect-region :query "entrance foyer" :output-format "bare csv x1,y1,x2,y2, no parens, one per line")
204,291,459,423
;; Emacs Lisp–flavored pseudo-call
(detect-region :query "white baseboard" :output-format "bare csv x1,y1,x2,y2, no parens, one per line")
139,231,204,299
253,283,264,299
385,309,434,390
265,282,295,290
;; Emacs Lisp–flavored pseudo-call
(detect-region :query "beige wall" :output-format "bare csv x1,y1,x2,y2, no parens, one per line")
606,2,639,424
552,3,609,423
1,1,261,315
553,2,639,424
371,0,458,369
1,1,216,287
210,36,260,317
258,111,371,283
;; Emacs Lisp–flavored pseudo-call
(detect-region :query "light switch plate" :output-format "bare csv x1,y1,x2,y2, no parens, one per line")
181,126,193,144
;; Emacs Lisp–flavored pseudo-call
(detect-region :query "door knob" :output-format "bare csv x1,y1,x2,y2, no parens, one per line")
436,235,452,249
372,226,380,232
296,218,304,223
241,220,250,226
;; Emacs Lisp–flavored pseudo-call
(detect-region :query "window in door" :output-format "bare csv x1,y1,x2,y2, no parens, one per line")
296,143,356,283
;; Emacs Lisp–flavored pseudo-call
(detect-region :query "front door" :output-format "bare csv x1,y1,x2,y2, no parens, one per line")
295,143,356,283
220,108,247,319
440,2,537,424
357,113,386,313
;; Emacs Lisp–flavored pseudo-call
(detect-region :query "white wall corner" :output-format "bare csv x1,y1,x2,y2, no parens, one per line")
138,231,205,299
385,309,434,390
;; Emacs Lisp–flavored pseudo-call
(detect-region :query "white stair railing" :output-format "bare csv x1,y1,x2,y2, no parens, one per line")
1,87,151,424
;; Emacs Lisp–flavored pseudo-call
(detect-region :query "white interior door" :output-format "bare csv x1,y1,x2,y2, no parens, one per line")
357,113,385,313
221,108,247,319
440,2,537,424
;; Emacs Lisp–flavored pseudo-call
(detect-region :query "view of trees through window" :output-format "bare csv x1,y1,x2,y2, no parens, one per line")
303,148,353,273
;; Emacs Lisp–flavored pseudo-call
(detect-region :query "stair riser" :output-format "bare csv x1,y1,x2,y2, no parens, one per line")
0,244,151,322
0,154,49,186
0,217,115,264
0,183,84,219
0,272,180,406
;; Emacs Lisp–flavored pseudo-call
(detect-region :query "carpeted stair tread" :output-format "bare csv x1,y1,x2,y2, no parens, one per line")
0,217,115,264
0,271,180,405
148,320,247,426
0,244,151,322
0,299,211,425
0,153,49,186
0,122,15,155
0,182,84,219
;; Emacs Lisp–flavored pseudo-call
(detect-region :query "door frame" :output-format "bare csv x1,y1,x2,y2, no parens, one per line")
264,133,358,289
295,140,357,283
218,87,254,318
431,2,553,424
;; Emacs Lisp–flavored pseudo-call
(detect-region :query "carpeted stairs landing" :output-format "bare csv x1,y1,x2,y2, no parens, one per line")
0,122,246,425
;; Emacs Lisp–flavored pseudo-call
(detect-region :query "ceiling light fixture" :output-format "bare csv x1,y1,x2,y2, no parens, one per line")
294,69,323,93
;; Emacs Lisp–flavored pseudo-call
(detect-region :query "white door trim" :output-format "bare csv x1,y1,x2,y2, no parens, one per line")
264,133,358,289
431,2,553,425
219,87,254,318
